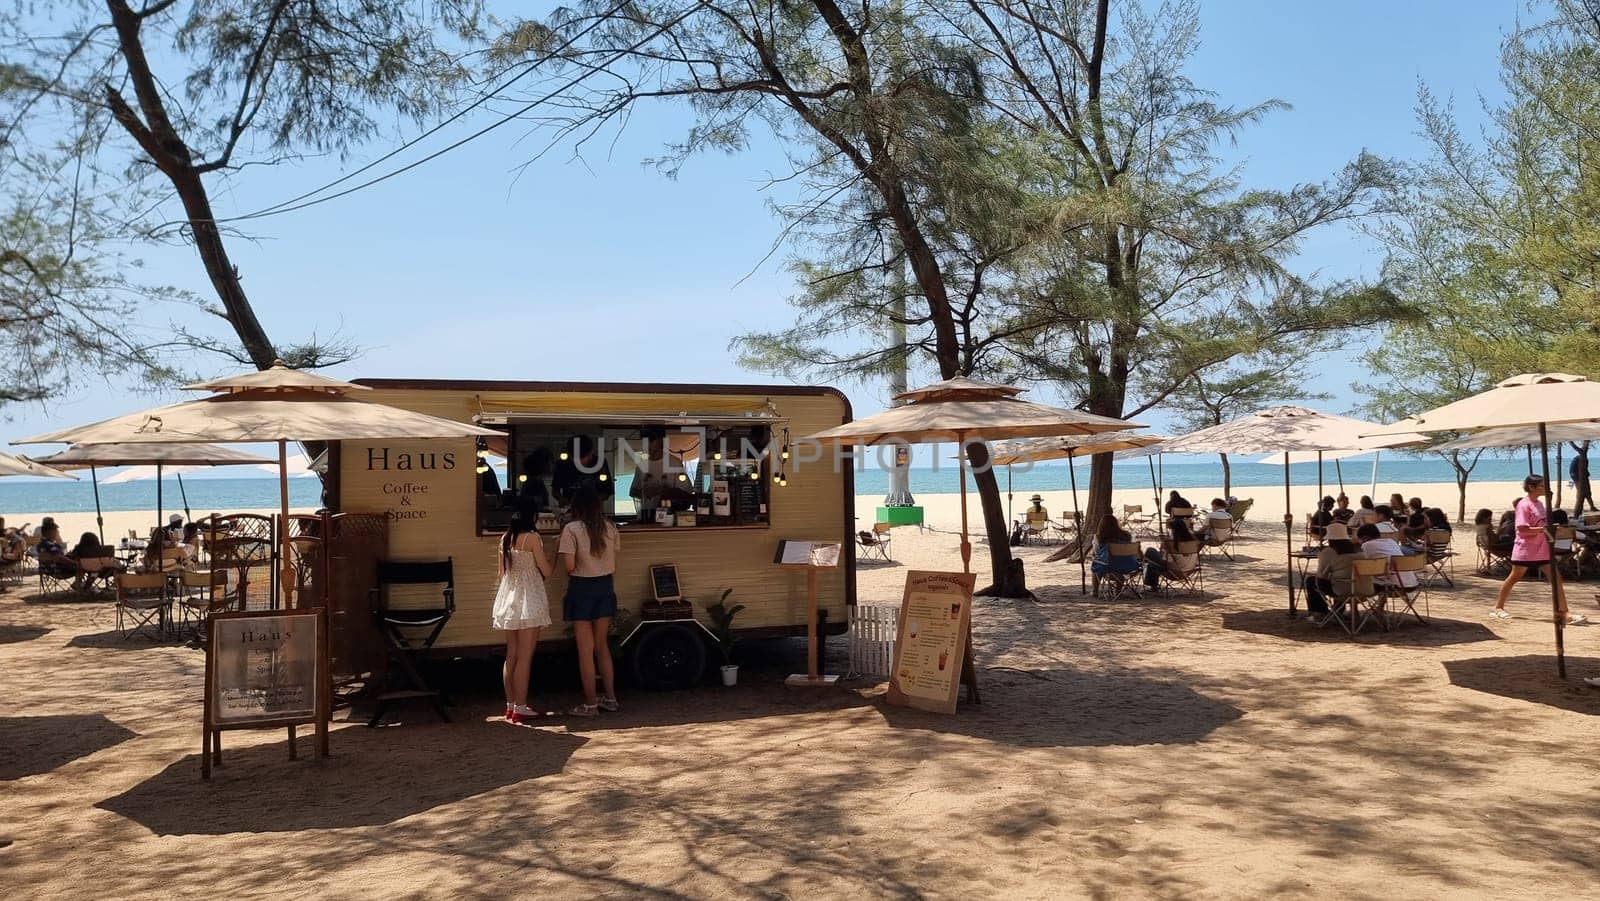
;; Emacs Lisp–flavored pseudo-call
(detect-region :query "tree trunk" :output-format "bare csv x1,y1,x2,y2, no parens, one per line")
1455,467,1468,523
969,442,1030,598
1220,453,1232,498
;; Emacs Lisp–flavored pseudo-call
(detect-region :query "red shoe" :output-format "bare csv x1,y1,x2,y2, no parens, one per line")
506,709,524,725
503,704,515,721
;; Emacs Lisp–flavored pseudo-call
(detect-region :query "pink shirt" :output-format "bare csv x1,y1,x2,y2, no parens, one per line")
1513,497,1549,562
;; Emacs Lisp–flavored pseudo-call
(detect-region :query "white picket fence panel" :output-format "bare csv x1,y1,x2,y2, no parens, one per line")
848,604,899,678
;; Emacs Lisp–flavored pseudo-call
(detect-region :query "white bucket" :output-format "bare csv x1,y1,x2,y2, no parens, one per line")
720,664,739,687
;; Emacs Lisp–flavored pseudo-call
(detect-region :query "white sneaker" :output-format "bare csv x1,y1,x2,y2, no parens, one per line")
1489,609,1510,619
1585,677,1600,688
1567,614,1588,626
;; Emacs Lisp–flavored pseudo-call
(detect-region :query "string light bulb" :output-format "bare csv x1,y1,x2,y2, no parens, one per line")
559,451,570,461
677,473,688,482
748,471,759,481
598,473,609,482
517,473,528,484
475,461,489,474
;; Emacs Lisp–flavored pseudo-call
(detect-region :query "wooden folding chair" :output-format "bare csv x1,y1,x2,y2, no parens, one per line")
1159,540,1204,596
1094,541,1144,600
368,559,455,726
1335,559,1392,634
115,572,170,641
1383,555,1430,626
178,569,240,638
1423,529,1455,588
1122,504,1155,536
1202,519,1235,562
1475,524,1511,576
1554,526,1581,581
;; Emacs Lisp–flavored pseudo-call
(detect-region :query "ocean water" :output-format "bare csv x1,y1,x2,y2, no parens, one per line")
0,456,1556,515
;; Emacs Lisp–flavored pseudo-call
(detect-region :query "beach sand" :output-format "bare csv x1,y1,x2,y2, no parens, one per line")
2,479,1598,898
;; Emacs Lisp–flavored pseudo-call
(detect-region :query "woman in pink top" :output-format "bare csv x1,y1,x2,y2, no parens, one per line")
1492,475,1584,623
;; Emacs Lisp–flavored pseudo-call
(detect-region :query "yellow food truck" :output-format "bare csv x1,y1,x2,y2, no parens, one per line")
325,379,855,689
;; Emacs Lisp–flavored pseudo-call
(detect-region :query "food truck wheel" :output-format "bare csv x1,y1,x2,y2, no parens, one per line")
630,623,707,690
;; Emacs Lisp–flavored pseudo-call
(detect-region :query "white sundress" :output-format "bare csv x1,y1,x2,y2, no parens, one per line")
490,547,552,630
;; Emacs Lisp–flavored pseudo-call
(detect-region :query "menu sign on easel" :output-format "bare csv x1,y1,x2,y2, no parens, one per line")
202,608,329,779
886,571,976,715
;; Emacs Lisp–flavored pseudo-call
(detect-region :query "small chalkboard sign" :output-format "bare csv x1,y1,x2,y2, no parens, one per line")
650,563,682,602
202,607,329,779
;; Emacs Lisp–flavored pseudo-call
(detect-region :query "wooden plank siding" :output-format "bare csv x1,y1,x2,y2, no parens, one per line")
332,381,854,650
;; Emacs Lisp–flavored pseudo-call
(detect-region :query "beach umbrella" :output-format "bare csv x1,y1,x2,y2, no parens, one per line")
1159,407,1428,615
1429,421,1600,452
1364,373,1600,678
17,361,498,607
807,377,1142,573
37,443,272,543
0,452,76,480
991,432,1167,593
806,377,1143,704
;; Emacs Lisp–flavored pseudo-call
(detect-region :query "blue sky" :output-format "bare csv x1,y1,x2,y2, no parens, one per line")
6,0,1520,468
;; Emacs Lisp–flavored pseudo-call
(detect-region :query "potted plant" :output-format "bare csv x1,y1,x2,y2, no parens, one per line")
703,588,745,686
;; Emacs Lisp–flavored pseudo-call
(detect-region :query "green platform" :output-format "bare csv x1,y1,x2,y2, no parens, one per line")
874,505,925,526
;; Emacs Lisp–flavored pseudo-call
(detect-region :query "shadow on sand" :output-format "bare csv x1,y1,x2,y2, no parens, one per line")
1221,609,1502,647
875,667,1242,748
1443,655,1600,715
0,714,138,780
97,717,587,834
0,624,51,644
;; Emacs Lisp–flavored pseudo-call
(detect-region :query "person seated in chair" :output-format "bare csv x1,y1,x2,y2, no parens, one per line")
1332,494,1353,523
1024,494,1049,525
1164,490,1194,514
1310,495,1336,538
1143,516,1199,588
1305,523,1361,622
35,523,83,584
1423,507,1452,534
1371,504,1399,535
1196,498,1232,537
1091,518,1140,592
0,517,24,563
1356,522,1419,589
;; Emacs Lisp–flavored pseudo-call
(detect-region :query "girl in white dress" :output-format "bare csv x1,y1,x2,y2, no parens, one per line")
492,512,553,724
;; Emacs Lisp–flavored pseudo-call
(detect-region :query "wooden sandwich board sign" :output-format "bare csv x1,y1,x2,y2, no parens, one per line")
776,540,842,686
885,571,977,715
202,607,331,779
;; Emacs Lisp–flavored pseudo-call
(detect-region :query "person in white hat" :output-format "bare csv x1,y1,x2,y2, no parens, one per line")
164,513,186,547
1304,522,1360,622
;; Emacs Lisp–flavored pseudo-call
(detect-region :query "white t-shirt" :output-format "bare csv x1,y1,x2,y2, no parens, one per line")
558,520,619,577
1361,539,1418,587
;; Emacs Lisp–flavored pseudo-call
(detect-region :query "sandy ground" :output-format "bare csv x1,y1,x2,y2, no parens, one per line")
3,483,1599,898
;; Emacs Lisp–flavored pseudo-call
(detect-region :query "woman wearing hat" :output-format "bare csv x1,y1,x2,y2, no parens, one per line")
1305,522,1361,621
1024,494,1049,526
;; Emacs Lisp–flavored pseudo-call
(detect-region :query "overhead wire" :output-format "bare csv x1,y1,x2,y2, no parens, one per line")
216,0,659,224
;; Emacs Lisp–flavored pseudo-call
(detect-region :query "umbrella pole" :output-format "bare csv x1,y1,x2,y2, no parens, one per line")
1007,466,1013,525
1336,459,1345,494
1147,455,1159,521
956,435,979,706
1069,457,1084,594
1539,425,1567,678
1526,444,1534,473
1317,451,1324,501
90,465,104,544
1369,451,1380,499
156,463,163,537
280,439,295,609
177,473,191,522
1284,452,1295,617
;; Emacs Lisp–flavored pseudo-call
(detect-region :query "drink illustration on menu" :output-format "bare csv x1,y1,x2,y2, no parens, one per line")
895,590,965,700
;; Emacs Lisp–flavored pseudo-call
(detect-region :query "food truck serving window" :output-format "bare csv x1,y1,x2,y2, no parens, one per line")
475,421,773,534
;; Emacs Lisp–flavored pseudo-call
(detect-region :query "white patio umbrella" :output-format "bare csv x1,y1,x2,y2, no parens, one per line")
1429,421,1600,452
1160,407,1427,614
990,431,1167,593
36,443,273,543
1365,373,1600,678
17,361,499,607
0,452,76,480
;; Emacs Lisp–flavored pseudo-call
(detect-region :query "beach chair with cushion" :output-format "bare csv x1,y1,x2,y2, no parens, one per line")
115,572,170,641
1201,519,1235,562
1227,498,1254,534
368,558,455,726
1475,524,1511,576
1092,541,1143,601
857,522,893,561
1423,529,1455,588
1159,540,1204,597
